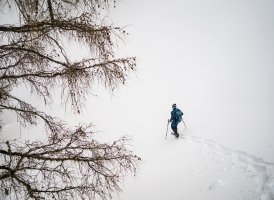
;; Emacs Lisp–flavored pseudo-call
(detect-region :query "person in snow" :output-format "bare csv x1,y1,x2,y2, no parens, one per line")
169,103,183,138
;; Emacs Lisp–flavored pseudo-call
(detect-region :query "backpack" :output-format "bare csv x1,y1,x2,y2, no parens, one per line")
175,109,183,122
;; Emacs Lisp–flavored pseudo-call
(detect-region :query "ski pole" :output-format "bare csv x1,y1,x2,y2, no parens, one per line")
182,118,187,129
165,119,170,140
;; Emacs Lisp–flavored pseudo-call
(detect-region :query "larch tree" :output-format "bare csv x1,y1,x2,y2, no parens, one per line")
0,0,140,199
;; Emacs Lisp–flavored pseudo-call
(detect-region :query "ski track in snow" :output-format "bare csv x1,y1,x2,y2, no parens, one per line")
179,132,274,200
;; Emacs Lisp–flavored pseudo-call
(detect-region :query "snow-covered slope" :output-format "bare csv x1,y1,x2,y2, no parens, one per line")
114,127,274,200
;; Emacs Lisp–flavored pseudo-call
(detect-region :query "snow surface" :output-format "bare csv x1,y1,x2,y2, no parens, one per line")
108,125,274,200
1,0,274,199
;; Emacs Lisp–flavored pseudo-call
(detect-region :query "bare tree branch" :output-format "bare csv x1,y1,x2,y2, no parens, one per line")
47,0,55,22
0,128,141,200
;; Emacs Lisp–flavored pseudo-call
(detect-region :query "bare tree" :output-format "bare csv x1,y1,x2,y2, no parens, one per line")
0,127,140,199
0,0,140,199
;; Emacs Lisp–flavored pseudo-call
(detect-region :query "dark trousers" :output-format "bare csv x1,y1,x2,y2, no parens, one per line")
171,126,178,135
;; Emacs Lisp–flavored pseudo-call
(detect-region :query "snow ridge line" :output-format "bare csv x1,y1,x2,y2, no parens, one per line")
180,133,274,199
183,134,274,166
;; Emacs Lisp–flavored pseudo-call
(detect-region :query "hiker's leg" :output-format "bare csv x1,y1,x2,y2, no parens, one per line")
171,126,179,137
171,126,176,133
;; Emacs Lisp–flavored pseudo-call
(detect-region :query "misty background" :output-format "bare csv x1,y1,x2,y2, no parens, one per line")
1,0,274,199
93,0,274,161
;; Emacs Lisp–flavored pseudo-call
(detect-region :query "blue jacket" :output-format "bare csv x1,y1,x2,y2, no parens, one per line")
170,108,181,128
